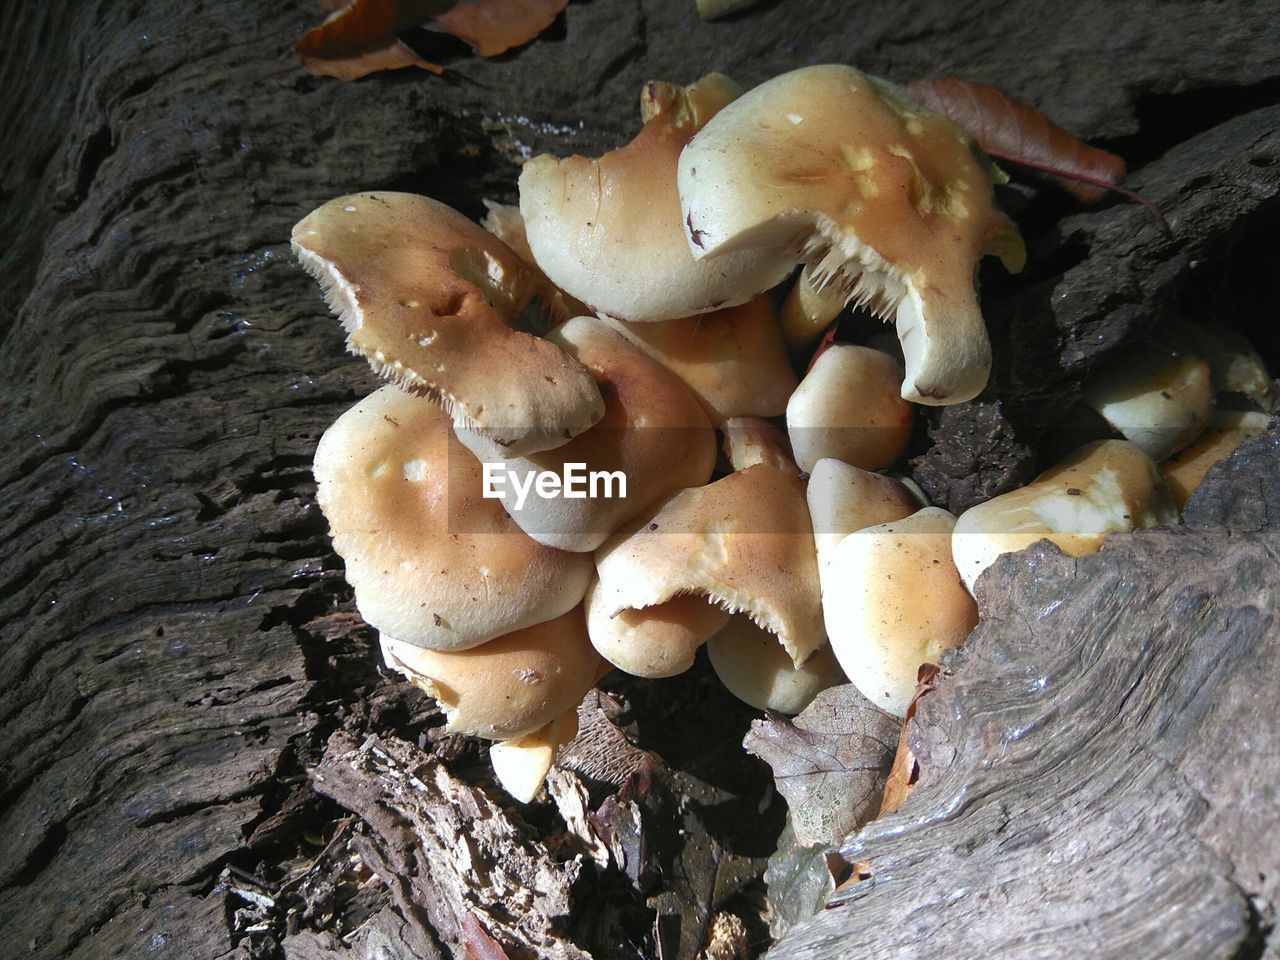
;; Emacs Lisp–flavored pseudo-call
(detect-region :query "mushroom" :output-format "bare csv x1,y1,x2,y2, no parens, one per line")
470,315,718,552
488,707,580,803
706,616,845,714
677,64,1025,404
480,199,590,326
786,344,915,474
600,295,797,423
805,458,918,581
585,575,730,678
780,264,847,349
823,506,977,717
1081,341,1215,461
379,607,602,741
591,417,825,670
292,191,604,457
952,439,1178,594
1173,321,1276,413
313,385,592,650
1161,410,1273,510
519,73,794,322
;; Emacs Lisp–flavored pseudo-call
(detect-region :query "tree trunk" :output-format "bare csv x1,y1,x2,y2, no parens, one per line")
1,2,1277,958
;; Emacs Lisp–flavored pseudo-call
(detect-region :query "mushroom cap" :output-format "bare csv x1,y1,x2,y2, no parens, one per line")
379,606,601,740
465,315,717,552
780,264,846,348
787,344,914,474
805,458,918,571
1161,410,1272,510
677,64,1024,404
313,385,593,650
592,433,824,667
823,506,976,717
1173,321,1276,413
600,295,797,423
1082,343,1215,460
519,74,794,322
586,576,731,678
488,707,580,803
480,199,590,325
952,439,1177,594
707,617,846,714
292,192,604,457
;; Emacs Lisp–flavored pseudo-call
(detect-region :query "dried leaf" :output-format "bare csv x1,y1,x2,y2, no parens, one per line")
762,816,836,942
429,0,568,57
296,0,565,80
744,684,899,846
461,912,512,960
878,663,941,816
904,77,1126,204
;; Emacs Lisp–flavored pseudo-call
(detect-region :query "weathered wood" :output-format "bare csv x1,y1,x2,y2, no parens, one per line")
2,1,1279,958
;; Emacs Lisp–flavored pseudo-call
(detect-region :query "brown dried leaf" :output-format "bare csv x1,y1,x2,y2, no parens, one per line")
878,663,941,816
904,77,1126,204
429,0,568,57
296,0,565,80
461,913,512,960
744,684,899,846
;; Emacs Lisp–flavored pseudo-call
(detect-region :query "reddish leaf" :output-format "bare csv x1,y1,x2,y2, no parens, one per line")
461,912,512,960
296,0,565,80
905,77,1135,206
877,663,941,816
429,0,568,57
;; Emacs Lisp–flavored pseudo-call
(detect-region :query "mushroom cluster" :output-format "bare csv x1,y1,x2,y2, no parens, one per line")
293,65,1274,801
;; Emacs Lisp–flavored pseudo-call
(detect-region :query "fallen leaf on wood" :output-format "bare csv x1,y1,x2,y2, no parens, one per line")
296,0,566,80
904,77,1127,204
878,663,941,816
462,913,513,960
744,684,899,846
762,815,836,941
430,0,568,57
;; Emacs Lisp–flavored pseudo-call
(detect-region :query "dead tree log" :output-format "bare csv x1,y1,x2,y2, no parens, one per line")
1,1,1277,958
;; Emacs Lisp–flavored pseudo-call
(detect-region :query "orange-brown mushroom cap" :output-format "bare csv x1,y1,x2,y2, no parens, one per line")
292,191,604,456
677,65,1024,404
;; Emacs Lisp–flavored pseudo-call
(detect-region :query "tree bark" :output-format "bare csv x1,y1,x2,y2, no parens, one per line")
1,2,1277,958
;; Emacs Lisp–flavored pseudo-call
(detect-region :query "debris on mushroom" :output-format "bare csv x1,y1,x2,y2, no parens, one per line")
488,707,580,803
707,616,846,714
313,385,593,650
1161,410,1273,510
780,264,846,349
600,295,797,423
519,73,794,322
379,609,602,741
1081,341,1215,461
471,315,717,552
952,439,1178,594
677,64,1025,404
823,507,977,717
293,192,604,457
787,344,915,474
591,417,825,671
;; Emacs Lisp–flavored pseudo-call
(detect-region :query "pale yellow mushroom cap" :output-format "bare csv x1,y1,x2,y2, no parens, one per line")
1082,343,1215,461
823,506,976,717
586,576,730,678
601,295,797,423
677,64,1025,404
1161,410,1272,510
519,74,794,322
379,606,602,740
787,344,914,474
707,617,846,714
467,315,717,552
313,385,593,650
780,264,846,348
805,458,918,573
488,707,580,803
592,418,825,667
952,439,1178,594
292,192,604,457
480,199,590,325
